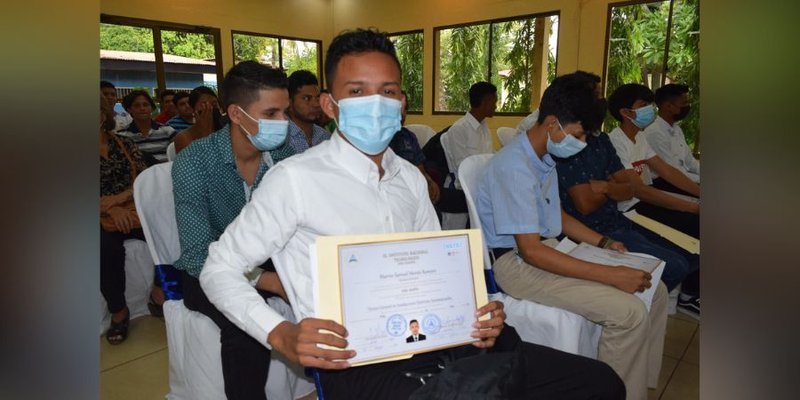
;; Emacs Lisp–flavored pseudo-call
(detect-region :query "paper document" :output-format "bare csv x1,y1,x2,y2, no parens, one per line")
555,239,665,311
623,210,700,254
313,229,489,367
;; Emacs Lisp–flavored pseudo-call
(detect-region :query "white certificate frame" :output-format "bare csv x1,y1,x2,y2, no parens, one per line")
313,229,489,367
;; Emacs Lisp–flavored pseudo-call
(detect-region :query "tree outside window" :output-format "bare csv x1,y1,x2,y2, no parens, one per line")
388,31,424,113
605,0,700,151
232,32,321,83
434,13,559,114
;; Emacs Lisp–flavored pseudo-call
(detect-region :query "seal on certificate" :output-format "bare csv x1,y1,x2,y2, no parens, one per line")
422,314,441,335
386,314,407,337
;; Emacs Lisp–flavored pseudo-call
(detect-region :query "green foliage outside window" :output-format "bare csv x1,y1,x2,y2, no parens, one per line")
390,32,424,112
232,34,319,80
605,0,700,150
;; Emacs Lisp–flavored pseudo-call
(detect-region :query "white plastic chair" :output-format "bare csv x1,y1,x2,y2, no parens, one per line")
405,124,436,147
438,131,469,230
133,162,314,400
496,127,519,147
166,142,177,162
458,154,603,358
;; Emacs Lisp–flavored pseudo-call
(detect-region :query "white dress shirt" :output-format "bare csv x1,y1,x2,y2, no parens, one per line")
442,112,494,188
516,109,539,133
642,116,700,183
608,127,658,212
200,132,441,348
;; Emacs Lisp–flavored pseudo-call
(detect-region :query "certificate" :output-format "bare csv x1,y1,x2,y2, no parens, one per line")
312,229,489,367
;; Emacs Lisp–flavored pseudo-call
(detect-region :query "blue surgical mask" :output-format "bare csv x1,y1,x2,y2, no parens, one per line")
330,94,402,155
547,121,587,158
238,106,289,151
627,104,657,129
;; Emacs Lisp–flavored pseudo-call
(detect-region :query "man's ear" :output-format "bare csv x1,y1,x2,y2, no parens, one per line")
227,103,242,125
542,114,558,130
319,92,338,121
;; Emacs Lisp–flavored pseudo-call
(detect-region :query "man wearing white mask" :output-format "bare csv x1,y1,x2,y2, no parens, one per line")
607,84,700,239
172,61,296,400
478,72,668,400
200,29,625,400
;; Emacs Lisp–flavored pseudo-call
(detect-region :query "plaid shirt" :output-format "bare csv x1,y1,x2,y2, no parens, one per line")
286,119,331,153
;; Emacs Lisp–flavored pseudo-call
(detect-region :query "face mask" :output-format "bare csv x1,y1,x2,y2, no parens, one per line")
627,104,657,129
237,106,289,151
675,105,691,121
330,94,402,155
547,121,587,158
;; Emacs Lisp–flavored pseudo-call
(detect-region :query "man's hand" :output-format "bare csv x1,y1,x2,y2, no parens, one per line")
471,301,505,349
107,206,135,233
607,266,652,293
255,271,289,303
608,241,627,253
426,177,441,203
268,319,355,370
588,179,609,195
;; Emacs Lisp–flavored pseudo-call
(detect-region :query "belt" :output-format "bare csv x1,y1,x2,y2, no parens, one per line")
490,247,515,264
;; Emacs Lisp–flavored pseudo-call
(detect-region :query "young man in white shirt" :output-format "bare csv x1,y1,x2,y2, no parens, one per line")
200,28,624,400
607,83,700,239
643,84,700,188
441,81,497,189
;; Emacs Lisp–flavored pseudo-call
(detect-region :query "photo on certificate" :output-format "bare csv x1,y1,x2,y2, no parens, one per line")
312,229,489,367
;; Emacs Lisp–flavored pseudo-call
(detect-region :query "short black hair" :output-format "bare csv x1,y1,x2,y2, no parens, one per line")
654,83,689,106
325,28,400,88
173,91,190,105
189,86,218,108
219,61,288,110
409,319,418,325
469,82,497,108
122,90,156,110
538,72,608,132
288,70,319,98
608,83,654,122
159,89,176,101
100,80,115,89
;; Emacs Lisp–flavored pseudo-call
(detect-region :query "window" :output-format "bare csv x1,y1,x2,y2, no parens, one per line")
100,15,223,101
434,13,560,114
388,30,424,113
232,32,322,82
604,0,700,149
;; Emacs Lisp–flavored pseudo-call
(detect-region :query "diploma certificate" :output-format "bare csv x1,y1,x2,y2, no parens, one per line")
313,230,489,366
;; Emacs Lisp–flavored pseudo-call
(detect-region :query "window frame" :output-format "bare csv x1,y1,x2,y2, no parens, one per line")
387,29,425,115
230,30,323,87
100,14,224,96
432,11,561,116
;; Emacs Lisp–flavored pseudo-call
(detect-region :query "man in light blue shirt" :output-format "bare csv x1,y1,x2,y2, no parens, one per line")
477,71,668,400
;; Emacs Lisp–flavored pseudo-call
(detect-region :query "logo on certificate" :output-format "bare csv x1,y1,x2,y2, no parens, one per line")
348,254,358,263
422,314,442,334
386,314,407,337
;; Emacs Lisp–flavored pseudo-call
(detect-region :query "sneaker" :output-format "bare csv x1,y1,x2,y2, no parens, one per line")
677,296,700,321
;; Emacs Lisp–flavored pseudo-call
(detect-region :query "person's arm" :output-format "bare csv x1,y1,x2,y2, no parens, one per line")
625,169,700,214
100,189,133,214
645,155,700,197
418,164,441,203
514,232,650,293
173,131,190,154
200,165,353,369
565,171,634,216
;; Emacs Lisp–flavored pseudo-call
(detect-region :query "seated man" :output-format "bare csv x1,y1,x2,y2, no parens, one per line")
100,80,132,132
166,91,194,133
172,61,297,400
154,89,177,124
286,70,331,153
553,73,700,320
607,84,700,239
173,86,224,154
643,83,700,189
389,91,440,204
478,71,668,400
442,81,497,189
117,90,176,165
200,28,624,400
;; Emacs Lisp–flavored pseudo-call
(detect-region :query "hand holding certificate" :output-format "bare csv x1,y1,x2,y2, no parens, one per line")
311,229,491,366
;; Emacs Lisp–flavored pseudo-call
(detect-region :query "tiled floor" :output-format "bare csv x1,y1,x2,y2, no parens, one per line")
100,313,699,400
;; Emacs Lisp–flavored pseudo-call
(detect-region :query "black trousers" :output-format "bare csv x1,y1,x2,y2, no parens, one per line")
182,271,275,400
318,325,625,400
435,187,468,214
632,200,700,240
100,227,145,314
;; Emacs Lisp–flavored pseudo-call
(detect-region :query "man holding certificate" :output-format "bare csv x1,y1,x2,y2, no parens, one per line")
200,28,624,399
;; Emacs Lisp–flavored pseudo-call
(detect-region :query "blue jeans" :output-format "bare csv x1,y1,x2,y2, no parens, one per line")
607,226,699,295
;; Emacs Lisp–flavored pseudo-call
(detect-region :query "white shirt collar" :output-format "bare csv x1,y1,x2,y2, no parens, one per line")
655,116,675,134
331,131,401,185
464,111,484,130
